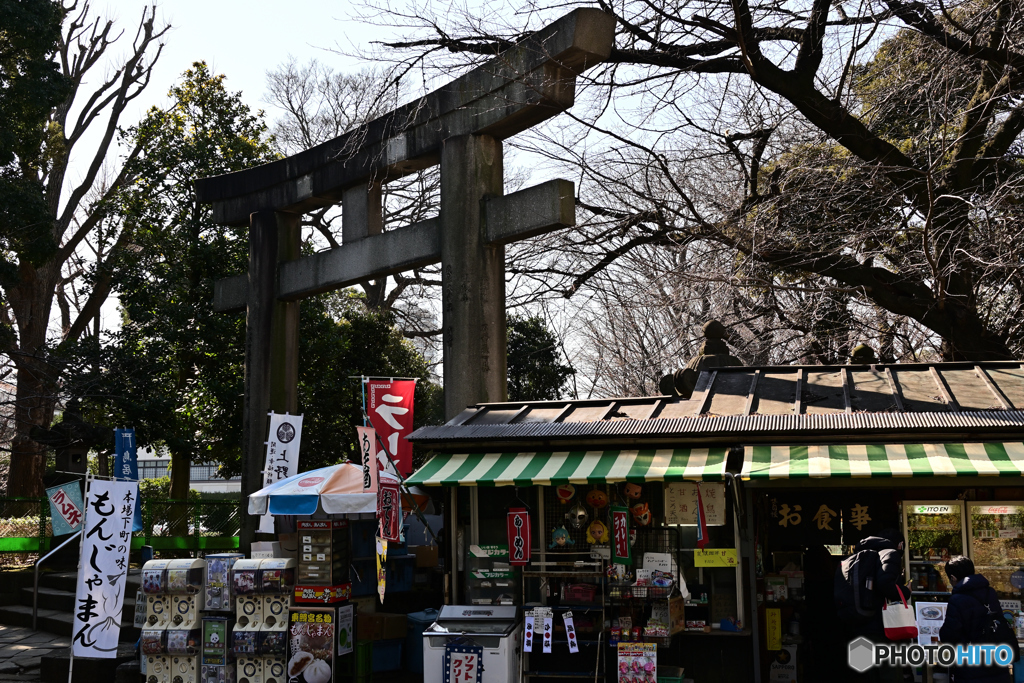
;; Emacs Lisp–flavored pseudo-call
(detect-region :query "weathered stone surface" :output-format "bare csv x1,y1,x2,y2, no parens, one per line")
39,644,136,682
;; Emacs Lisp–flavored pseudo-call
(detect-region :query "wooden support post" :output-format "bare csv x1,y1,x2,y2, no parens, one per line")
440,135,507,420
240,210,300,552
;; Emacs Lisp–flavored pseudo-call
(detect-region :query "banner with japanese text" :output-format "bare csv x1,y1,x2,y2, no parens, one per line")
507,508,531,566
259,413,303,534
356,426,379,493
611,505,631,565
46,482,84,536
113,428,143,531
377,477,402,542
444,644,483,683
766,493,897,546
73,479,138,656
366,380,415,477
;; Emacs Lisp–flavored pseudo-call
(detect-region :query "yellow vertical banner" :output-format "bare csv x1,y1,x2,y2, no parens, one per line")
376,536,388,604
766,608,782,650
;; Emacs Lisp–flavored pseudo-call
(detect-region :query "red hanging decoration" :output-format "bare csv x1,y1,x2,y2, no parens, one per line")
507,507,531,566
377,478,402,542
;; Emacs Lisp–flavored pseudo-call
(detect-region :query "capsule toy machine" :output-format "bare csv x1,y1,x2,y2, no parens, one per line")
141,628,168,683
259,631,287,683
201,616,235,683
258,559,296,633
205,554,244,613
231,559,264,683
167,558,206,631
143,559,174,630
166,627,202,683
258,559,296,683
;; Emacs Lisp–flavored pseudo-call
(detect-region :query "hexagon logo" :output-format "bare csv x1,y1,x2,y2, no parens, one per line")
848,637,875,673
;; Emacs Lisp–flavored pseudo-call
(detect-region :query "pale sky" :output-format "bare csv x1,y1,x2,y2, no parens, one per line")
103,0,388,119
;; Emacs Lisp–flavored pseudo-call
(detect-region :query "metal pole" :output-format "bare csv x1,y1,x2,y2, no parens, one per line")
32,533,82,630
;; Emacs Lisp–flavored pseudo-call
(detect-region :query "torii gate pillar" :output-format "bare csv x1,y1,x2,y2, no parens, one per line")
441,134,506,417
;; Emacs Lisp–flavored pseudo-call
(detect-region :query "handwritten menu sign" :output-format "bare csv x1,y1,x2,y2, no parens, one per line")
694,548,738,567
664,482,726,526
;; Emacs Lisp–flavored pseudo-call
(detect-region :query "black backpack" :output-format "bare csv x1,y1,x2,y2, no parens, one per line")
834,549,882,623
974,596,1020,663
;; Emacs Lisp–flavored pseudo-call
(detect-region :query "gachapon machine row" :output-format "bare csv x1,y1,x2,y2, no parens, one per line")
205,553,245,612
202,616,236,683
142,559,174,630
231,558,296,683
167,558,206,630
142,627,201,683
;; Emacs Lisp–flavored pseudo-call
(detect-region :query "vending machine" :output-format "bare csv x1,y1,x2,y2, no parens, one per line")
231,559,264,683
201,616,236,683
142,559,174,630
141,628,168,682
257,559,295,683
206,553,245,612
259,631,287,683
258,559,296,632
167,559,207,630
166,628,202,683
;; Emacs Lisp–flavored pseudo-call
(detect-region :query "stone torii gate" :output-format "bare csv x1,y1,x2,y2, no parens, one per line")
195,9,614,546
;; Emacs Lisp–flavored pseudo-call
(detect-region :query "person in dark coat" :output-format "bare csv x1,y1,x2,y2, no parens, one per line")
838,529,911,683
939,556,1013,683
847,529,912,642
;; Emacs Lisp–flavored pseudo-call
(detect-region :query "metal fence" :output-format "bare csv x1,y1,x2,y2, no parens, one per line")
0,496,241,556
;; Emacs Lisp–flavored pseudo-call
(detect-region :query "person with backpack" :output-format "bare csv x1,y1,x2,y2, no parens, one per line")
939,556,1017,683
835,529,912,682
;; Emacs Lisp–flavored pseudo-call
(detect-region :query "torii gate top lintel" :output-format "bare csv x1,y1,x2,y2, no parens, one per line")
194,9,614,226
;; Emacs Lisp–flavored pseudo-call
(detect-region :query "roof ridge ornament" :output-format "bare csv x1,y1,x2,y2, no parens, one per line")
659,320,743,398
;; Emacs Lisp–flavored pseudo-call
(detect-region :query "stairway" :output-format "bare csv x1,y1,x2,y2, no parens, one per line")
0,569,142,643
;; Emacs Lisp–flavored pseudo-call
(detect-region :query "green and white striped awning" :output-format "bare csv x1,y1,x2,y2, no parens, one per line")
741,442,1024,480
406,449,728,487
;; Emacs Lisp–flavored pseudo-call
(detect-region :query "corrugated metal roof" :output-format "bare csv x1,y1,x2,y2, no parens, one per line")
408,361,1024,447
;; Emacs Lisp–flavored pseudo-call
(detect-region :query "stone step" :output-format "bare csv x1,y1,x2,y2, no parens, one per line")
17,586,136,613
38,569,141,595
0,605,140,641
41,644,137,682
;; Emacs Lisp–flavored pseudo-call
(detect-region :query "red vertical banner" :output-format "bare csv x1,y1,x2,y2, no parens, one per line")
366,380,416,477
507,508,531,566
356,426,379,493
377,478,402,542
696,483,709,549
611,505,632,565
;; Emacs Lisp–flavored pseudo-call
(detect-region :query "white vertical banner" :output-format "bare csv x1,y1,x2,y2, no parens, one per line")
523,615,534,652
259,412,303,533
73,479,138,657
542,616,553,653
356,426,379,493
563,611,579,653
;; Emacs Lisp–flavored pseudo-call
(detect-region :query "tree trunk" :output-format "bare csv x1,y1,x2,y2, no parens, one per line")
169,449,191,536
6,263,61,498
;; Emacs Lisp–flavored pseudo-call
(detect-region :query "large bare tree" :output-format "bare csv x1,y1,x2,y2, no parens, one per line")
2,2,166,496
366,0,1024,363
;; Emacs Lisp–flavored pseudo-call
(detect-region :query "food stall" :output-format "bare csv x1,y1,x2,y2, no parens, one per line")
406,358,1024,683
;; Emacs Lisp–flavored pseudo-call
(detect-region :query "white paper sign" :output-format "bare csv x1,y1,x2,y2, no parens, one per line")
542,616,553,653
259,412,303,533
356,426,379,493
524,616,534,652
338,604,354,655
563,611,579,653
915,601,947,646
73,479,138,657
664,482,726,526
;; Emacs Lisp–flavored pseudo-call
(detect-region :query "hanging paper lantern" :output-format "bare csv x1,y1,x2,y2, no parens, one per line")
585,488,608,510
555,484,576,504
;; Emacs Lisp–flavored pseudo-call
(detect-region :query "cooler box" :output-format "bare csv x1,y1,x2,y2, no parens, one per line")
423,605,521,683
405,608,438,674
